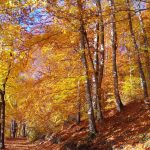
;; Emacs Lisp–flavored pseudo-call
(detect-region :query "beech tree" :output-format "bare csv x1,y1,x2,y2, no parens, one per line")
126,0,149,103
109,0,124,112
0,51,12,148
77,0,97,134
136,1,150,84
92,0,105,122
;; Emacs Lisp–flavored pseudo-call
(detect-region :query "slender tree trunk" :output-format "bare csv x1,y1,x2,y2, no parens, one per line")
0,58,11,149
11,120,17,138
126,0,149,103
137,5,150,81
17,121,22,137
93,23,99,113
22,123,26,137
92,0,105,123
92,72,103,122
137,4,150,96
81,52,97,133
93,22,103,123
82,58,97,133
109,0,124,112
0,91,5,149
97,0,105,122
0,94,2,148
96,0,105,87
76,81,81,124
77,0,97,134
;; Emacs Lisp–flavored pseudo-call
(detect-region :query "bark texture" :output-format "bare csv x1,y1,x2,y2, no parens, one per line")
109,0,124,112
126,0,149,103
77,0,97,133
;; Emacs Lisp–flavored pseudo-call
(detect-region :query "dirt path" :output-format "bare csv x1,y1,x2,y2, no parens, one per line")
5,138,36,150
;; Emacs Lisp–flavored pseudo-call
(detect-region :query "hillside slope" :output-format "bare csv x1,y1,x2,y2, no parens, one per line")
6,101,149,150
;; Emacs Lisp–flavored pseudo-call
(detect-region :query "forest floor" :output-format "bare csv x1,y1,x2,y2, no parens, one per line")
5,138,36,150
5,100,150,150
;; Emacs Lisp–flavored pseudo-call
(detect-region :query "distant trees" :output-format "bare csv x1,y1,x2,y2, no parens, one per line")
10,120,18,138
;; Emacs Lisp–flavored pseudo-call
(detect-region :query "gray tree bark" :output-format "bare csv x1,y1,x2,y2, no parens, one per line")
137,3,150,93
126,0,149,103
92,0,105,123
109,0,124,112
77,0,97,134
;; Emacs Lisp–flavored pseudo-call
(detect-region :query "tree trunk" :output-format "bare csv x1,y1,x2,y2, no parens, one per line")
76,81,81,124
0,58,11,149
97,0,105,122
137,6,150,81
126,0,149,103
0,91,5,149
96,0,105,87
93,22,103,122
109,0,124,112
0,95,2,148
77,0,97,134
22,123,26,137
92,71,103,122
11,120,17,138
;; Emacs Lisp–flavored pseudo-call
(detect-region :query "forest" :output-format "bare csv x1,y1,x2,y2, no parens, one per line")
0,0,150,149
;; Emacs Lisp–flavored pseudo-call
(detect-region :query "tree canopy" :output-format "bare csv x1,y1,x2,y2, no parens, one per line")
0,0,150,149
